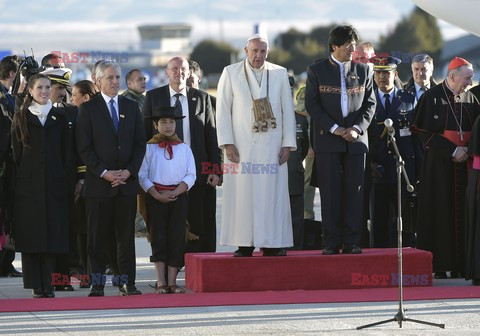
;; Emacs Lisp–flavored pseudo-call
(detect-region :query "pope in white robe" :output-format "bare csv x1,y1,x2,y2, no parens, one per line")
216,34,297,252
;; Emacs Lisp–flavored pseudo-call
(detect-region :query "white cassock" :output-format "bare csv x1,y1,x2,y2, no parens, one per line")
216,60,296,248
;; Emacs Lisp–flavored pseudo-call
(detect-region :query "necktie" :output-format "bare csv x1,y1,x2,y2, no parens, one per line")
383,93,391,113
110,99,119,133
174,93,184,141
418,87,425,99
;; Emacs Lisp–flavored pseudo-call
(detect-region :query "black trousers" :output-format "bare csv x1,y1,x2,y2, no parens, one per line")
147,193,187,267
316,152,365,248
289,193,304,250
86,194,137,287
21,253,55,290
185,184,216,253
370,183,397,248
0,248,15,274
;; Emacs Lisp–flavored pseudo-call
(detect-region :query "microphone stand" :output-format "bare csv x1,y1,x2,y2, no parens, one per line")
357,127,445,330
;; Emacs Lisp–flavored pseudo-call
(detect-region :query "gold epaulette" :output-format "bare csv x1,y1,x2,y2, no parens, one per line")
77,166,86,173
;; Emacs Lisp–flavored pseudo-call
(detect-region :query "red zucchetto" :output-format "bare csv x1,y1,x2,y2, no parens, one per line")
448,56,470,71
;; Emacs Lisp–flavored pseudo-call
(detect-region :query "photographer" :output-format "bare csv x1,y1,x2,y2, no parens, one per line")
0,55,22,277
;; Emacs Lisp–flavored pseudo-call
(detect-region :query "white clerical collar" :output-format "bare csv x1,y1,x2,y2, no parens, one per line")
169,86,187,98
246,60,265,72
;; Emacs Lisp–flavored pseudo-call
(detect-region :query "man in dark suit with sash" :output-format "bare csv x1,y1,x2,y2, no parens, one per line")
77,61,146,296
305,25,376,255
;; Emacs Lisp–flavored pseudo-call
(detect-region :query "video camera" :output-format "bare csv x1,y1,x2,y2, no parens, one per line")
12,50,45,96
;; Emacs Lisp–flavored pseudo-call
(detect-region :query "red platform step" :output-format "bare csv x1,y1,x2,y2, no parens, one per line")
185,248,432,293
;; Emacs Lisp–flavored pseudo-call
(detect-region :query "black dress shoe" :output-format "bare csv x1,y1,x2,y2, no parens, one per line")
322,247,340,255
262,248,287,256
55,285,75,291
450,271,464,278
88,286,105,297
342,244,362,254
434,272,447,279
44,289,55,298
5,267,22,277
32,289,44,298
233,246,254,257
472,278,480,286
119,285,142,296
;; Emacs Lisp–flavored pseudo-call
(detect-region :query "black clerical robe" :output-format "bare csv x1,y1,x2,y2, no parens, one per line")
466,116,480,281
412,81,480,273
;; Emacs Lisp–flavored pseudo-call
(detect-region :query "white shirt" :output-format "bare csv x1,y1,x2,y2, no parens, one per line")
414,82,428,102
331,55,350,118
169,86,190,146
139,142,196,192
101,92,119,121
378,87,395,110
329,55,361,134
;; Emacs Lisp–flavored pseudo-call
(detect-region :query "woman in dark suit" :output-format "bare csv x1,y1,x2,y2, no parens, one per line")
70,80,98,288
12,73,69,298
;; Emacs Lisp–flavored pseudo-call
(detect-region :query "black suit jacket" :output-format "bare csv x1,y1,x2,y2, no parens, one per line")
76,94,146,197
143,85,220,185
305,56,376,154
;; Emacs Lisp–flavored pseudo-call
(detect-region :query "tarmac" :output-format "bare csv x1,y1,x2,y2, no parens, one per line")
1,188,480,335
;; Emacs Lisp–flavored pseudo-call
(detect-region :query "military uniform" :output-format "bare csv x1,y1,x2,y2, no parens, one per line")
368,88,418,247
287,109,309,249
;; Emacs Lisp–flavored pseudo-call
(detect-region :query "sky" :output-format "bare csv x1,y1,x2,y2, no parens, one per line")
0,0,469,57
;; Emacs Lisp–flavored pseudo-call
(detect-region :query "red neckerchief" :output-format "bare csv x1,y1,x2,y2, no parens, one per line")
147,133,182,160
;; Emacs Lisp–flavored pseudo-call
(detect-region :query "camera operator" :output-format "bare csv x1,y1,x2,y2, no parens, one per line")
0,55,22,277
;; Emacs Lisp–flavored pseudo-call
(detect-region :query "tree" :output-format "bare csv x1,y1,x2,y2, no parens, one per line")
269,26,331,75
190,40,238,75
378,6,443,81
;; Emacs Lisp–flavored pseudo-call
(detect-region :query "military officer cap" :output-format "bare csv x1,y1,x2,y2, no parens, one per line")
369,56,401,72
41,67,72,86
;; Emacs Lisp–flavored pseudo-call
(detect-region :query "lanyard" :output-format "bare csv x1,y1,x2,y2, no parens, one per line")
244,61,269,100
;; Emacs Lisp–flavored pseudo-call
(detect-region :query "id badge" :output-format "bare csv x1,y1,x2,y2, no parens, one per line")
399,128,411,137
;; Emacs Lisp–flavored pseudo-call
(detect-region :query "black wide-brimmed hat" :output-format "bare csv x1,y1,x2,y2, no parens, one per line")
145,106,185,120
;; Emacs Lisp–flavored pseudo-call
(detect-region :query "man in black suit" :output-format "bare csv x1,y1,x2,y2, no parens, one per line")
77,61,146,296
143,57,221,253
305,25,376,255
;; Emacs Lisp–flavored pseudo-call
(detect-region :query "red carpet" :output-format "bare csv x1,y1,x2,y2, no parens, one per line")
186,248,432,292
1,286,480,313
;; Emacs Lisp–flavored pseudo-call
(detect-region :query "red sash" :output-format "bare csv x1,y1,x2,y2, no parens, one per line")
153,182,178,192
441,130,470,147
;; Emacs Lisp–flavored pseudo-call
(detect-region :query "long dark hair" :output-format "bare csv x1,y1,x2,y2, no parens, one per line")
73,80,98,101
13,74,51,146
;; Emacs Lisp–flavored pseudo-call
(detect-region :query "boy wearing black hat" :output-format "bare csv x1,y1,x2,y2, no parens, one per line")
138,106,196,294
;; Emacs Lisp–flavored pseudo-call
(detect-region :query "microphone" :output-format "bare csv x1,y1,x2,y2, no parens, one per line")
384,118,395,136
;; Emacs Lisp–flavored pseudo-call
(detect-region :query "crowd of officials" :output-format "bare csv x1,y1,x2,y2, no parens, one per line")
1,24,480,299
